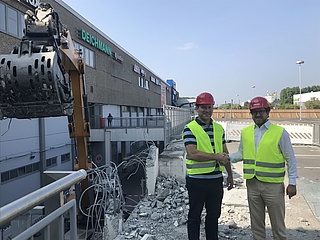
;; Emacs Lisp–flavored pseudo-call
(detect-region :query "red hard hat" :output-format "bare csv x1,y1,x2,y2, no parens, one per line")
250,97,270,110
196,92,215,105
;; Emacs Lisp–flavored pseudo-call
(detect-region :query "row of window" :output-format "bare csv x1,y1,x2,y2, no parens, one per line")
0,153,71,184
73,41,95,68
0,2,24,38
1,162,40,184
139,77,149,90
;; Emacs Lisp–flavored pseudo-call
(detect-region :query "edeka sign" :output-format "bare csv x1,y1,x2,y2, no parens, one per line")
81,29,112,55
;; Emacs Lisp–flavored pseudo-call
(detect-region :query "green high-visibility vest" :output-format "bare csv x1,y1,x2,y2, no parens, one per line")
242,123,285,183
183,120,225,175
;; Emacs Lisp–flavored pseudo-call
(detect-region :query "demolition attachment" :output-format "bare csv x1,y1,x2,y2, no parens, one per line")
0,3,73,119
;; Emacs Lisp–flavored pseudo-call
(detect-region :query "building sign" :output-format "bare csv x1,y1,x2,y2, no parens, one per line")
150,76,160,86
81,29,112,55
80,29,123,63
133,64,140,74
161,82,167,106
133,64,146,76
112,52,123,63
140,69,146,77
18,0,40,8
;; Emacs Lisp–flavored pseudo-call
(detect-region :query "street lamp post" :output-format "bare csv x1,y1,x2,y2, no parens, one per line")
236,94,240,109
296,60,304,120
230,99,233,122
251,85,255,98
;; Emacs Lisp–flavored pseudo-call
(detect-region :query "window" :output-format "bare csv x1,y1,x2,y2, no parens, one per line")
73,41,95,68
144,80,149,90
61,153,71,163
26,164,32,173
1,163,41,184
1,171,9,182
84,48,90,65
90,51,95,66
18,167,26,176
20,12,24,37
121,106,129,112
32,162,40,171
0,3,5,31
46,157,57,168
138,77,149,90
139,77,144,87
0,3,24,38
9,169,18,179
7,7,18,36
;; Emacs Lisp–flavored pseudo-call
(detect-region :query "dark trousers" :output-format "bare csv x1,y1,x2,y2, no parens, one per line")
186,176,224,240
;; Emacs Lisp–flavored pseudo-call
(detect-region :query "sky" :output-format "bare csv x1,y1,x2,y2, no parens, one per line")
61,0,320,106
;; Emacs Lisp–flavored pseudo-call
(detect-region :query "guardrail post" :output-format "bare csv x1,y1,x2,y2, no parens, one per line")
70,204,77,240
44,224,50,239
314,123,320,145
58,215,64,239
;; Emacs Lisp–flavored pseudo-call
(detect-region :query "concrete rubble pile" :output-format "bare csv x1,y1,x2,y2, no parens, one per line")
115,171,320,240
115,174,252,240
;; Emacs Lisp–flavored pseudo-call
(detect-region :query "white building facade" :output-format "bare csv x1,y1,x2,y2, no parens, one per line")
293,91,320,108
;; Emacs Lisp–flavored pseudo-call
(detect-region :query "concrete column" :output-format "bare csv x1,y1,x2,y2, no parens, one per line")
104,131,111,165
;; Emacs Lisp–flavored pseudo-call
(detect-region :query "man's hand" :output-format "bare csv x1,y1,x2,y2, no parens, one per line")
286,184,297,199
216,153,230,165
226,175,234,190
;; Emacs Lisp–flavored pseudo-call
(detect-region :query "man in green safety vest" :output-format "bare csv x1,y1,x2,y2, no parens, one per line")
182,92,233,240
229,96,298,240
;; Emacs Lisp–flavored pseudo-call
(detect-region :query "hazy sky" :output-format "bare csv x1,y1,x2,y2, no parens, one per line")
62,0,320,106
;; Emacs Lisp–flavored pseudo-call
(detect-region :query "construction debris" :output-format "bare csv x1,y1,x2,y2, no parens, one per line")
115,172,320,240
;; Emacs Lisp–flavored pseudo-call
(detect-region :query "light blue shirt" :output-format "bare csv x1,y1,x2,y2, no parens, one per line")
229,120,298,185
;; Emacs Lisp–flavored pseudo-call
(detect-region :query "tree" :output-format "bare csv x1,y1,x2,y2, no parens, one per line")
305,100,320,109
218,103,242,110
218,103,231,109
279,85,320,108
279,87,299,105
243,101,250,109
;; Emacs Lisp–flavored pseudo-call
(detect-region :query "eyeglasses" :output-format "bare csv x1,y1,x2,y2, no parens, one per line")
198,105,213,110
250,109,267,115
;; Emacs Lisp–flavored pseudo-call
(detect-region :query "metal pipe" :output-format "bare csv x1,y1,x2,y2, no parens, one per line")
299,64,302,120
0,170,87,227
296,60,304,121
70,200,78,240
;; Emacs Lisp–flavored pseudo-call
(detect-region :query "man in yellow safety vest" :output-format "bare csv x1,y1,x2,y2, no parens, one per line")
229,96,298,240
182,92,233,240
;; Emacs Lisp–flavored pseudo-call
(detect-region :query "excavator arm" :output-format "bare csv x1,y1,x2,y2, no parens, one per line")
0,3,91,200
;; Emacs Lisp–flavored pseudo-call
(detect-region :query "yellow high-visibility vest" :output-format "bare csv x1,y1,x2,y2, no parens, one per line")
183,120,225,175
242,123,285,183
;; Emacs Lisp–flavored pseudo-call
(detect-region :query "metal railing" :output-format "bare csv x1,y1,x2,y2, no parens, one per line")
91,112,319,147
91,116,165,129
12,199,77,240
163,105,193,146
0,170,87,239
90,106,193,147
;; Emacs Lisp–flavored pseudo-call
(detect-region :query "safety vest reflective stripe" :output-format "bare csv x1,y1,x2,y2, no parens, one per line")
242,123,285,183
255,171,285,178
244,169,254,174
243,159,255,164
256,162,285,168
244,170,285,177
245,160,285,168
186,162,217,169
